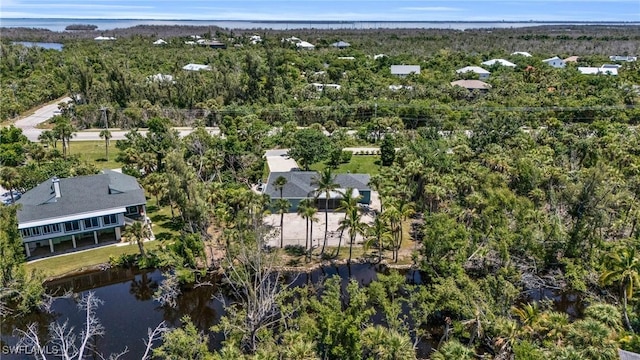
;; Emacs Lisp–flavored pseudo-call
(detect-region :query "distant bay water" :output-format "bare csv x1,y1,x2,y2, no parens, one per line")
1,18,638,32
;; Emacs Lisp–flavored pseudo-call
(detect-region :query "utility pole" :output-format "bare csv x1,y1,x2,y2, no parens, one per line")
374,99,378,118
100,106,108,130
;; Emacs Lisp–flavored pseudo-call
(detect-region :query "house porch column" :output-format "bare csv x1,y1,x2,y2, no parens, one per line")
115,227,121,241
94,231,98,244
48,239,54,253
24,243,31,257
72,235,77,248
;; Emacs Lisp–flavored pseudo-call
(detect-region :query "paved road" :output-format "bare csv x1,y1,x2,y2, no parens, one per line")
15,97,72,141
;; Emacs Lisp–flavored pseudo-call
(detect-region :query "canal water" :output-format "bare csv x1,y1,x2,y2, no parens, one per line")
12,42,64,51
0,264,581,359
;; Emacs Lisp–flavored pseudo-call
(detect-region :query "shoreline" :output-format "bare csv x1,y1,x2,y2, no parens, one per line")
41,258,416,284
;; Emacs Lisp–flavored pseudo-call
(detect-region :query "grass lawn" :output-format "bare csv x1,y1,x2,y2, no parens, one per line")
25,199,180,279
309,155,382,175
67,141,123,170
26,241,162,279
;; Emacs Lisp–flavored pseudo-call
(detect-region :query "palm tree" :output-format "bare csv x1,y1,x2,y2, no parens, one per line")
0,166,20,204
273,175,287,198
99,129,112,160
338,205,367,263
143,172,168,207
335,187,362,258
52,117,76,159
297,198,313,255
124,221,152,258
600,246,640,331
274,198,290,248
312,168,339,256
38,130,57,148
382,205,402,263
366,214,393,263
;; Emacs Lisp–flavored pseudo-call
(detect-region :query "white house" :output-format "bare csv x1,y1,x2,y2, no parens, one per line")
481,59,516,67
331,41,351,49
390,65,420,77
609,55,637,62
16,171,147,258
94,36,116,41
451,80,492,91
311,83,341,91
337,56,355,60
456,66,491,80
542,56,566,68
296,41,315,50
388,85,414,91
374,54,387,60
578,66,618,76
250,35,262,44
153,39,167,45
147,74,175,83
182,63,212,71
511,51,532,57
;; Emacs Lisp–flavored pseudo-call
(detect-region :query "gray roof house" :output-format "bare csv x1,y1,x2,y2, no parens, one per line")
391,65,421,77
16,170,147,258
264,171,371,211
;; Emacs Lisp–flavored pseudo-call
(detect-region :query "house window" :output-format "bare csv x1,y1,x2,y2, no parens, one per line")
125,206,139,215
42,224,61,234
83,217,100,229
64,221,80,232
102,214,118,226
21,227,43,237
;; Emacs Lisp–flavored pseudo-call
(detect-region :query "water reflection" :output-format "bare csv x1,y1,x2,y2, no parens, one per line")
2,264,581,359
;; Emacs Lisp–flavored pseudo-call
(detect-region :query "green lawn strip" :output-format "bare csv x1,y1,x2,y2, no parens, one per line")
309,155,381,175
25,241,162,278
146,199,181,241
66,141,122,169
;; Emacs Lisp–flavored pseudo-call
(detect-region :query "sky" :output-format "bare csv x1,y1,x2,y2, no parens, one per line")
1,0,639,22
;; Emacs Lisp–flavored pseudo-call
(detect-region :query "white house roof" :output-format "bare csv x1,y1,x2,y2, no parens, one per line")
578,66,618,75
481,59,516,67
331,41,351,48
147,73,174,82
451,79,492,90
610,55,637,62
601,64,622,69
542,56,562,63
338,56,355,60
182,63,211,71
311,83,341,91
456,66,490,75
296,41,315,49
153,39,167,45
390,65,420,75
94,36,116,41
388,85,414,91
185,41,196,45
374,54,387,60
512,51,532,57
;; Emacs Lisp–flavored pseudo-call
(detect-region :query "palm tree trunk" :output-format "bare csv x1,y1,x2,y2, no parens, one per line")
623,287,633,331
378,234,383,263
137,239,147,258
105,140,109,160
280,213,284,248
348,233,354,263
305,218,310,261
322,198,329,255
310,220,314,255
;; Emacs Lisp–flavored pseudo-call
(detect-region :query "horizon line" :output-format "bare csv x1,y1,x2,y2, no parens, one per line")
2,17,640,23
